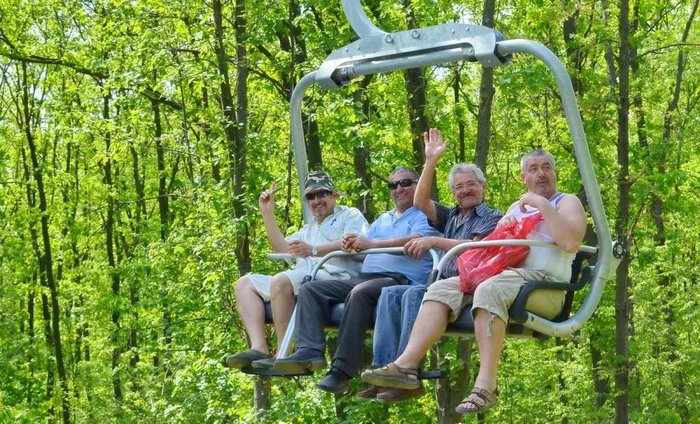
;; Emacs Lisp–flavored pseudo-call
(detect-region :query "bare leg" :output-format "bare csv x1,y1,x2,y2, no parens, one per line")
234,276,268,354
472,307,505,393
270,273,295,353
393,300,450,369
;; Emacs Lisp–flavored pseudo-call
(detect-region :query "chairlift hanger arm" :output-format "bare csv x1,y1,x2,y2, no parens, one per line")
286,0,621,338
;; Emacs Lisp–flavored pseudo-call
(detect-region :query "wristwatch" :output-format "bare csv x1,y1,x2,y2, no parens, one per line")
311,245,318,256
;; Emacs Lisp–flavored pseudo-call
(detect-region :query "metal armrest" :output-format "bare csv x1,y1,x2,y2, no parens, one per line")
433,240,597,281
510,266,592,324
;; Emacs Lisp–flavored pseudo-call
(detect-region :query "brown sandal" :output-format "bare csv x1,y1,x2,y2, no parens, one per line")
360,363,420,390
455,387,499,414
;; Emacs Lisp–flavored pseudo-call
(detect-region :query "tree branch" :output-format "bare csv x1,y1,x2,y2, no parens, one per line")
638,43,700,59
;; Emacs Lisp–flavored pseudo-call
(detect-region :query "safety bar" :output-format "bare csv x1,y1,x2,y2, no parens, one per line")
435,240,598,278
271,247,441,359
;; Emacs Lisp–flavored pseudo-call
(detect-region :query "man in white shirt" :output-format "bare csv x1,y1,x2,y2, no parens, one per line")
226,171,368,369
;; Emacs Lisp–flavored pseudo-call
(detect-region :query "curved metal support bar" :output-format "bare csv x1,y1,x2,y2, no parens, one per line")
308,247,441,280
267,253,293,260
496,39,616,336
290,71,319,224
436,240,597,276
342,0,387,38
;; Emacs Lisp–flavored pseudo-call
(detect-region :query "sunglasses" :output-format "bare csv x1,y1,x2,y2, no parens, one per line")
388,178,418,190
305,190,333,201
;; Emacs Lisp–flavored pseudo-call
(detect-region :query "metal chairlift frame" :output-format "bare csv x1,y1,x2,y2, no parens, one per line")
285,0,620,342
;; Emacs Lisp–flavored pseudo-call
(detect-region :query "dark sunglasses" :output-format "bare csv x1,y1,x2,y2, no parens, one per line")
305,190,333,201
388,178,418,190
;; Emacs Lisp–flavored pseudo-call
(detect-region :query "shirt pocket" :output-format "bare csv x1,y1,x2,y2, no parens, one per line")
320,220,344,242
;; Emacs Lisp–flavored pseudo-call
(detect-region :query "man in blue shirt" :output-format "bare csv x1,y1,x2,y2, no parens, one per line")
360,129,502,402
273,167,442,394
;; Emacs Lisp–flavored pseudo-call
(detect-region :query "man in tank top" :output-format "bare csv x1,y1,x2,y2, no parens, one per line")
361,139,587,415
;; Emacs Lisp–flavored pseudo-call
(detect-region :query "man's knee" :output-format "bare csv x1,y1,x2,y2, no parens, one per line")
234,275,252,298
348,279,381,303
270,273,293,298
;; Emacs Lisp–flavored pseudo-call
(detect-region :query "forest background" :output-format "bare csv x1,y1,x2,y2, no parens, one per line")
0,0,698,422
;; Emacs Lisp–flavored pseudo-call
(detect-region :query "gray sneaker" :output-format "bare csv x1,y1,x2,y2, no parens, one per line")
251,357,276,369
225,349,272,369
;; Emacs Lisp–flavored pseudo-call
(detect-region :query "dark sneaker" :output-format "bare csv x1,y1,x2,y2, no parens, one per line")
376,384,426,403
315,368,350,394
357,384,380,400
251,357,276,369
273,349,327,374
225,349,272,369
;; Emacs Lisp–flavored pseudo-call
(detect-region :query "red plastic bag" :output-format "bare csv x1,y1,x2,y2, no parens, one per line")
458,213,542,294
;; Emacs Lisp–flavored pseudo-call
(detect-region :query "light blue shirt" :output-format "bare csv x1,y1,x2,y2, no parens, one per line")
362,206,442,285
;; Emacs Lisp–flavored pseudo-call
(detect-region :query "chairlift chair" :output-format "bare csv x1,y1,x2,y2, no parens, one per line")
242,0,623,377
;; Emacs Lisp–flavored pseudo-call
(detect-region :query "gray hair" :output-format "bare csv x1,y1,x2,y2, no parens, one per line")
520,150,556,173
390,166,420,180
448,163,486,188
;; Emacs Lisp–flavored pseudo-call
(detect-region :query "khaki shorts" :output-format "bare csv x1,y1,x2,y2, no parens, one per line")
247,267,349,302
423,268,565,324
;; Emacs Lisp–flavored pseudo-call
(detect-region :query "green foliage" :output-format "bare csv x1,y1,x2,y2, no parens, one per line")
0,0,698,422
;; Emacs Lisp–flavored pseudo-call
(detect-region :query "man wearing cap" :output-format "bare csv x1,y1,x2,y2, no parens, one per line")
272,166,442,394
226,171,368,370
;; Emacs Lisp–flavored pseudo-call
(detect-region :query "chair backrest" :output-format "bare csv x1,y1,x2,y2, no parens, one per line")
553,251,593,323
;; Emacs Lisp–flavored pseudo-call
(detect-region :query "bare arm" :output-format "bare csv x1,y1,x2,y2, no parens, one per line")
259,184,288,253
287,239,342,258
414,129,448,222
404,234,486,259
519,193,586,253
342,233,421,252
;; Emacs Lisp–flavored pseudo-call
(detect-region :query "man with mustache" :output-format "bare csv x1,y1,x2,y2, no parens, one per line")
358,128,502,402
225,171,368,370
362,136,587,415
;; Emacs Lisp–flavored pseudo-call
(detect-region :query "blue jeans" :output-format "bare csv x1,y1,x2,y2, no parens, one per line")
372,285,426,367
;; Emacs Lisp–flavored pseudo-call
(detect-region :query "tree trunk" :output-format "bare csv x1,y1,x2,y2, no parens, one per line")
101,93,124,404
22,146,56,415
474,0,496,173
452,64,466,163
402,1,435,200
615,0,631,420
233,0,251,277
20,61,71,424
27,289,36,404
600,0,618,87
127,141,145,372
352,75,375,221
435,339,472,424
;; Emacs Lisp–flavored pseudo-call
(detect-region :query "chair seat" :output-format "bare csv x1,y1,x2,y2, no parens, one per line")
261,252,591,340
263,301,542,338
263,302,376,329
